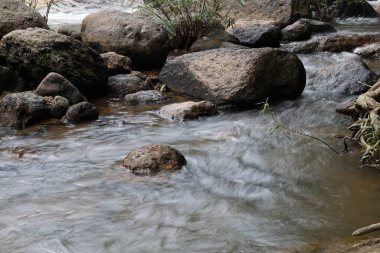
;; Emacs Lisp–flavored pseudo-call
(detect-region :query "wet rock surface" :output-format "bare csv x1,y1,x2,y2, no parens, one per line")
108,74,151,97
123,144,186,175
160,101,218,121
231,23,281,47
62,101,99,123
124,90,168,105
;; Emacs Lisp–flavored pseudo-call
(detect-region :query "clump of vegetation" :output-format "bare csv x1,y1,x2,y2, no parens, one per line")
23,0,62,21
140,0,236,49
337,81,380,168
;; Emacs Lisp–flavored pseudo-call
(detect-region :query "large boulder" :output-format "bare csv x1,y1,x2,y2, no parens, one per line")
62,101,99,123
160,101,218,121
231,22,281,47
159,48,306,107
81,10,171,69
0,66,26,93
282,34,380,54
333,0,377,18
108,74,151,97
0,0,48,39
0,91,50,128
0,28,107,96
35,72,86,105
220,0,309,25
311,59,379,95
123,144,186,175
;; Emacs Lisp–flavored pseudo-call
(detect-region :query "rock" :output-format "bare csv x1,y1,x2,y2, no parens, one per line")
62,101,99,123
57,23,82,40
281,19,336,42
160,101,218,121
123,144,186,175
124,90,168,105
35,72,86,105
231,23,281,47
0,0,48,38
0,66,26,93
354,42,380,58
108,74,151,97
298,19,337,34
282,34,380,54
190,29,243,52
100,52,132,75
81,10,171,69
220,0,310,25
281,21,311,41
334,0,377,18
0,28,107,96
159,48,306,107
0,91,50,128
51,95,69,118
311,59,379,95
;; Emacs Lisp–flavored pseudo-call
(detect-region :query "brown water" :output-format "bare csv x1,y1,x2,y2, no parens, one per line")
1,19,380,253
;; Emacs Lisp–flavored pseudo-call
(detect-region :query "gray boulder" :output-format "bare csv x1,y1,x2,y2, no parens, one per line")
281,19,336,42
108,74,151,97
123,144,186,175
63,101,99,123
311,59,379,95
124,90,168,105
160,101,218,121
0,28,107,96
35,72,86,105
57,23,82,40
0,91,50,128
298,19,337,34
159,48,306,107
100,52,132,75
0,0,48,38
0,66,26,93
81,10,171,69
231,22,281,47
51,95,69,118
334,0,377,18
190,29,243,52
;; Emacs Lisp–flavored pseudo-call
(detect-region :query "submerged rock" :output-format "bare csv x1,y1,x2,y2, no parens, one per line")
100,52,132,75
123,144,186,175
282,34,380,54
81,10,171,69
311,59,379,95
35,72,86,105
62,101,99,123
0,92,50,128
159,48,306,107
354,42,380,58
108,74,151,97
0,28,107,96
124,90,168,105
160,101,218,121
0,0,48,38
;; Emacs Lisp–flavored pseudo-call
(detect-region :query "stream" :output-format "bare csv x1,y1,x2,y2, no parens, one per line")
1,3,380,253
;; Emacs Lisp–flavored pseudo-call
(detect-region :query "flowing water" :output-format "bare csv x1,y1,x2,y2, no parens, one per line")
1,6,380,253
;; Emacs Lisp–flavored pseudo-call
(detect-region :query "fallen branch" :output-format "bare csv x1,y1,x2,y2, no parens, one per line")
352,223,380,236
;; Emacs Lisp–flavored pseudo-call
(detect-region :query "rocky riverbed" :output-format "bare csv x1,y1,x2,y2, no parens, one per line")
1,0,380,252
